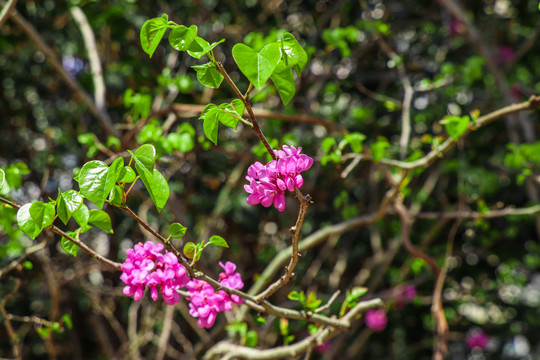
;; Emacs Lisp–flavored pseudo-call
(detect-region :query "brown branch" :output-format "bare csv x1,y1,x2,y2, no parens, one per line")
415,204,540,220
0,240,46,279
0,196,121,270
9,10,118,137
255,191,312,302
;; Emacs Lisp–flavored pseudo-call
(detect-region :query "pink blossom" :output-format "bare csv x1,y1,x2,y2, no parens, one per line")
496,46,515,65
394,284,417,309
245,145,313,211
365,308,387,332
466,329,489,350
186,261,244,328
120,241,189,304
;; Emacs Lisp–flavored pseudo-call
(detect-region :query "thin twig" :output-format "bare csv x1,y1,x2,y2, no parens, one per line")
0,0,17,28
255,191,312,302
0,278,22,360
0,240,46,278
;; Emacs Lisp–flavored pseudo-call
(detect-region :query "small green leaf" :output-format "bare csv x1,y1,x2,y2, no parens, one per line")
232,42,281,89
208,235,228,248
288,290,305,303
270,59,295,105
231,99,245,117
61,314,73,329
56,190,83,225
168,24,197,51
245,330,258,348
23,261,33,270
133,144,156,173
169,222,187,238
440,115,470,141
61,237,79,257
281,32,308,76
116,166,136,183
0,168,5,191
306,291,322,310
183,242,196,259
192,62,224,88
77,161,113,208
133,161,170,212
344,133,366,153
350,286,368,299
29,201,55,232
217,103,241,130
140,14,169,58
199,104,219,145
109,184,124,206
187,37,225,59
370,138,390,163
37,327,52,338
72,204,90,227
17,203,41,239
89,209,113,234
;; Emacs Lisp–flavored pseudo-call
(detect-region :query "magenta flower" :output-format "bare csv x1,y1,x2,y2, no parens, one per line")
365,309,387,332
186,261,244,328
120,241,189,304
394,284,417,309
465,329,489,350
244,145,313,211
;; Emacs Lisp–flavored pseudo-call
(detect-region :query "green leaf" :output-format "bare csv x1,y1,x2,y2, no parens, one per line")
133,162,170,212
37,327,52,338
17,203,41,239
133,144,156,173
440,115,470,141
187,37,225,59
168,24,197,51
306,291,322,310
72,204,89,227
169,222,187,238
140,14,169,58
109,184,124,206
77,161,114,208
288,290,306,303
217,103,241,130
116,166,136,183
89,209,113,234
199,104,219,145
183,242,196,259
168,132,194,153
270,59,295,105
281,32,308,75
0,168,5,191
245,330,258,348
208,235,228,248
370,138,390,163
192,62,224,89
232,42,281,89
57,190,83,225
61,237,79,257
61,314,73,329
29,201,55,232
231,99,245,117
344,133,366,153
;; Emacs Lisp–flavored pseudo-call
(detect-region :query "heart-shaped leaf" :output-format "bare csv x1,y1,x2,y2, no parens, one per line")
57,190,83,225
61,237,79,257
17,203,41,239
270,59,295,105
217,103,241,130
208,235,228,248
169,222,187,239
133,144,156,173
72,204,89,227
77,160,115,209
187,37,225,59
192,62,224,88
231,99,245,117
199,104,219,145
281,32,308,76
232,43,281,89
116,166,136,183
133,161,169,212
441,115,470,141
89,209,113,234
140,14,169,58
29,201,55,232
168,24,197,51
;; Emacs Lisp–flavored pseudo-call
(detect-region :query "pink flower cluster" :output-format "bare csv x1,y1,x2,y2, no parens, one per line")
186,261,244,328
120,242,189,305
120,242,244,328
365,308,387,332
465,328,489,350
244,145,313,211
